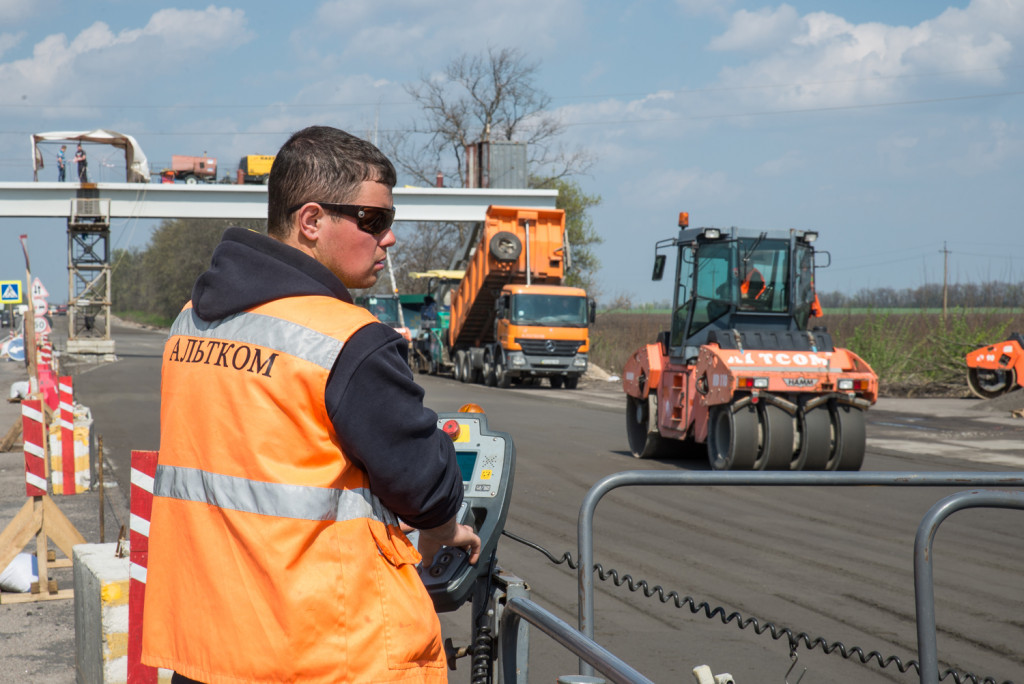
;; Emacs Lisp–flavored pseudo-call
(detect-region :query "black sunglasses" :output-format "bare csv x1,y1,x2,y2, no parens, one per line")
288,202,396,236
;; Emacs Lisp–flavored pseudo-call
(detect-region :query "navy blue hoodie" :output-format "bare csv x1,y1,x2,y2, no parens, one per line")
188,227,462,530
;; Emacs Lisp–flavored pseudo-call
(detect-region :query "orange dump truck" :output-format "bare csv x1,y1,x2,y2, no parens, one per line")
447,205,594,389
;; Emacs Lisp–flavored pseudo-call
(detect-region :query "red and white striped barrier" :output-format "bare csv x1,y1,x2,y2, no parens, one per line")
22,399,46,497
47,376,90,495
37,338,52,370
128,450,159,684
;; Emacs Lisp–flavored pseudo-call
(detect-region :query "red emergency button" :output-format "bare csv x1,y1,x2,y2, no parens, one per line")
442,419,460,440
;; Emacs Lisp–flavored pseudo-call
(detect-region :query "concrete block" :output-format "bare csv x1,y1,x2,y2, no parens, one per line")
74,543,129,684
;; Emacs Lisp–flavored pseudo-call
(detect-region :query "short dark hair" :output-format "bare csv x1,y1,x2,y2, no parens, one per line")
267,126,397,239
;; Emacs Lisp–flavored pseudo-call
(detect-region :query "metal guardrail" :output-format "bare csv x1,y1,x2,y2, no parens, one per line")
914,489,1024,684
499,596,655,684
575,471,1024,681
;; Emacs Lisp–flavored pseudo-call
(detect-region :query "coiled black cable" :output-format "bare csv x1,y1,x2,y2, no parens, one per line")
501,529,1013,684
470,624,494,684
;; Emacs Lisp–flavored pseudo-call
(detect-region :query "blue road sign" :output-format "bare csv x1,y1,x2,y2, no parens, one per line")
6,336,24,361
1,280,23,304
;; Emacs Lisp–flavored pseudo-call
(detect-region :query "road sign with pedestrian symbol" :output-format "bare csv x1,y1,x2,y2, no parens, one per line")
0,280,22,304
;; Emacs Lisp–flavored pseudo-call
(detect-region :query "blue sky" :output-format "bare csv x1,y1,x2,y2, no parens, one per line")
1,0,1022,306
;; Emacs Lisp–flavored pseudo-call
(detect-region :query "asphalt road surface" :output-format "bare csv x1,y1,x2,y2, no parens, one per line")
64,321,1024,684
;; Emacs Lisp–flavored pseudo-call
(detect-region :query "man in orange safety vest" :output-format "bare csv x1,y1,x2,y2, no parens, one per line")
142,126,480,683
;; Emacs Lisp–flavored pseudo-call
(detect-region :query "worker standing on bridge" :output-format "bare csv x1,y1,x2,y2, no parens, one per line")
56,145,66,182
141,125,480,684
73,143,88,183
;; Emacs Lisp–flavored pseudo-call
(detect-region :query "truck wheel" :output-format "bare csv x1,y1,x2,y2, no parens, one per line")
791,405,830,470
626,394,672,458
824,403,866,471
707,403,758,470
453,351,466,383
184,175,199,185
549,376,564,389
466,355,481,384
967,367,1016,399
494,354,511,388
755,403,795,470
461,352,474,384
564,375,579,390
489,231,522,262
482,350,496,387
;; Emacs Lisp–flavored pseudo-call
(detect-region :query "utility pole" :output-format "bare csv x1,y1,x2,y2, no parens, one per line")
940,241,950,320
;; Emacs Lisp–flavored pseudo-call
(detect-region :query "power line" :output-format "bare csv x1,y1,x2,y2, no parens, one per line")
1,87,1019,138
550,64,1024,101
560,90,1024,128
2,63,1021,111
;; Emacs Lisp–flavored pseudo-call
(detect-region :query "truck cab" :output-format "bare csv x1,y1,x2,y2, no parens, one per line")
492,284,592,388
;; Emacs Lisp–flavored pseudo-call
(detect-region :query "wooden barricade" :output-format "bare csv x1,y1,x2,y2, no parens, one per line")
0,400,86,603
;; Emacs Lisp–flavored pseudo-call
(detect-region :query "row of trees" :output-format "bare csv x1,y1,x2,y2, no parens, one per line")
819,281,1024,310
112,48,603,321
111,219,262,321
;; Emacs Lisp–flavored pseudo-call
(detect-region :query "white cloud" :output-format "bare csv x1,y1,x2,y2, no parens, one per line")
0,7,253,107
629,167,731,205
952,118,1024,175
310,0,585,67
0,0,39,23
710,0,1024,109
709,4,800,52
0,31,22,59
755,150,805,177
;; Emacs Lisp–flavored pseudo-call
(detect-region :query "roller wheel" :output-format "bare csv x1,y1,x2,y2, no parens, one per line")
824,403,866,471
564,375,579,389
494,357,511,388
707,403,758,470
549,376,564,389
626,394,671,458
792,405,830,470
755,403,795,470
967,367,1016,399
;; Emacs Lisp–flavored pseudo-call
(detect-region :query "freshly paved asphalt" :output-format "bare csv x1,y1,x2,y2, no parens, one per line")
1,318,1023,683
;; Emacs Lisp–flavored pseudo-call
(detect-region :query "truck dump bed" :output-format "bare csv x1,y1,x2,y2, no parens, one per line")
448,206,567,350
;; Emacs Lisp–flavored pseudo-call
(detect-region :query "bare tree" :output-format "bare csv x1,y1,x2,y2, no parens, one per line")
381,47,601,296
385,47,594,188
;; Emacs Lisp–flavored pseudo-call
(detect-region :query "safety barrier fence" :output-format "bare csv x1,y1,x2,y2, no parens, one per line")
499,596,654,684
571,471,1024,684
128,450,160,684
914,489,1024,684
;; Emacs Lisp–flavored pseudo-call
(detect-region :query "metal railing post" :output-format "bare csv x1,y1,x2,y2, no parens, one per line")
501,597,655,684
914,489,1024,684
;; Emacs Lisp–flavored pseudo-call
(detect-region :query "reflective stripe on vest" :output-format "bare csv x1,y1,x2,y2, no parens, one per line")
170,307,344,371
163,305,399,527
155,464,400,526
